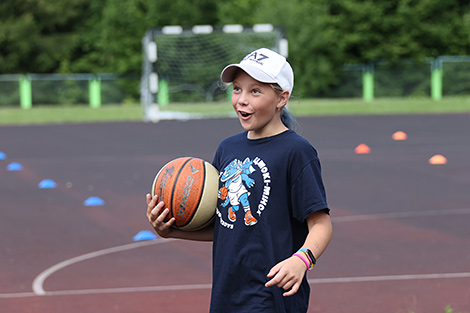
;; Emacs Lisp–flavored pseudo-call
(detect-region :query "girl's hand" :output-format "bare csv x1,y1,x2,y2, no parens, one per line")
265,255,307,296
146,194,176,238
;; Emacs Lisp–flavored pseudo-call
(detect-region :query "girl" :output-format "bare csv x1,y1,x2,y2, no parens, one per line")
147,48,332,313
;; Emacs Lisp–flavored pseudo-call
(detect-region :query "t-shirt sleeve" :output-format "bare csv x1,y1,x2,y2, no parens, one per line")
212,144,222,172
291,159,329,223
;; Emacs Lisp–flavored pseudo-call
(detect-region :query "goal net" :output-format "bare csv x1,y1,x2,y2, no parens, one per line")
141,24,288,121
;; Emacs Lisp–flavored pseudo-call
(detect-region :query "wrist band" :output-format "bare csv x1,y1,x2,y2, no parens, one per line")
299,249,313,264
293,253,310,271
299,248,316,266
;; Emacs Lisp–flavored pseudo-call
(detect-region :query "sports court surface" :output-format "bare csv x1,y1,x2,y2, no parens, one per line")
1,114,469,313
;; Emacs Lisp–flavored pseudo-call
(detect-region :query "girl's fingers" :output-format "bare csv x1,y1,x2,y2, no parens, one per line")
146,194,175,238
148,199,165,223
266,263,281,278
156,208,170,222
282,283,300,297
146,194,158,214
265,270,285,288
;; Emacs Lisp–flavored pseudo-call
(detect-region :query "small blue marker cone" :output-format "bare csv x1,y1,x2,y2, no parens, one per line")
38,179,57,189
0,151,6,160
133,230,158,241
83,196,105,206
7,162,23,171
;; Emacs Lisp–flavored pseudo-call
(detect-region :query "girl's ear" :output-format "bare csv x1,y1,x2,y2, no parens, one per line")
276,90,290,109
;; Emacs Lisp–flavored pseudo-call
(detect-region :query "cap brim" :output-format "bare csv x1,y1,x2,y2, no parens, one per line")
220,64,277,84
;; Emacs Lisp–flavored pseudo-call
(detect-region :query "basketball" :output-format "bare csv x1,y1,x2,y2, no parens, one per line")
151,157,219,231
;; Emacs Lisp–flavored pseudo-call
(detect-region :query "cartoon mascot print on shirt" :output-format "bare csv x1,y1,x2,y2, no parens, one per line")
218,158,257,226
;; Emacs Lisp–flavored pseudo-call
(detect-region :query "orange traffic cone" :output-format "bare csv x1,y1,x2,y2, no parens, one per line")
428,154,447,165
392,131,408,141
355,144,371,154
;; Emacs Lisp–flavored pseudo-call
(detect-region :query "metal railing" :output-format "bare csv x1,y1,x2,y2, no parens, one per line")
0,73,139,109
0,56,469,109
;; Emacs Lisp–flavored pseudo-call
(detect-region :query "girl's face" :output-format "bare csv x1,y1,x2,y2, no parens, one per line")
231,71,289,139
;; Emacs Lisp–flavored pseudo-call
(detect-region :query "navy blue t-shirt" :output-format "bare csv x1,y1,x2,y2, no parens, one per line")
210,130,329,313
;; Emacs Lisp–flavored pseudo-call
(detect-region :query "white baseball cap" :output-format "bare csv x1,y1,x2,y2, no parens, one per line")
220,48,294,97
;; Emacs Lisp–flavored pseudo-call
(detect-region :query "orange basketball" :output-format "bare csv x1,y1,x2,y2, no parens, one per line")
151,157,219,231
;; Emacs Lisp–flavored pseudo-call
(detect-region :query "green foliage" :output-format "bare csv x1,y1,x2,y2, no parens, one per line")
217,0,264,25
71,0,219,74
216,0,470,97
0,0,89,73
216,0,344,96
374,61,430,97
443,61,470,95
1,0,469,98
326,0,470,63
0,0,219,75
31,79,88,105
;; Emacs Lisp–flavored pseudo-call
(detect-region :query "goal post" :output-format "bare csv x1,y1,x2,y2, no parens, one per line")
141,24,288,122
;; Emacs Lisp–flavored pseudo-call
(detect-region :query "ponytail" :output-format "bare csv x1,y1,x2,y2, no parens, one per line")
269,82,300,132
280,107,300,131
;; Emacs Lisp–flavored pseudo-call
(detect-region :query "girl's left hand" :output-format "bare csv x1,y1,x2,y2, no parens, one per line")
265,256,307,296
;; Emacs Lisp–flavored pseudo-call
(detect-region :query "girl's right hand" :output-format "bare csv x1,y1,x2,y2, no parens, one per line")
146,194,176,238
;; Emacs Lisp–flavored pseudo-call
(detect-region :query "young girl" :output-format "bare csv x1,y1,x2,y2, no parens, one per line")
146,48,332,313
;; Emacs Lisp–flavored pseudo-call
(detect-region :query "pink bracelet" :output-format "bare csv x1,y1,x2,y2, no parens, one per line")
293,253,310,271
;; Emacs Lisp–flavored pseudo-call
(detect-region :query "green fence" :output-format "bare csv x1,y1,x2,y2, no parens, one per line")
0,73,140,109
0,56,469,109
314,56,470,101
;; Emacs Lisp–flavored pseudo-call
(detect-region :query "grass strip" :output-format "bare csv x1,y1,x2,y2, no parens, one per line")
1,97,469,125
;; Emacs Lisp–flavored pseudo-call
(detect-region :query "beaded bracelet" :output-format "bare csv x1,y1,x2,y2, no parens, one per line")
293,253,311,271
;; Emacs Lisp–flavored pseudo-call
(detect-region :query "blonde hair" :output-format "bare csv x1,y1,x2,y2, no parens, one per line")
269,83,299,131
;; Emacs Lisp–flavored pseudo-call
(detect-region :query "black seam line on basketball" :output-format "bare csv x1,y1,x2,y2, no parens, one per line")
180,159,205,228
170,157,194,223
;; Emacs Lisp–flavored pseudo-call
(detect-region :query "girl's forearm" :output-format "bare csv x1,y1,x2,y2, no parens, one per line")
302,210,332,260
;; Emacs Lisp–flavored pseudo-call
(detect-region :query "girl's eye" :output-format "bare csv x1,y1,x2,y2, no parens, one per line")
252,89,260,94
233,86,241,92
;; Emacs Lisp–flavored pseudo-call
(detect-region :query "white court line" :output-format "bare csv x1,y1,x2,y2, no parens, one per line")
0,292,37,299
32,239,173,296
18,208,468,299
331,208,470,222
307,272,470,284
2,272,469,299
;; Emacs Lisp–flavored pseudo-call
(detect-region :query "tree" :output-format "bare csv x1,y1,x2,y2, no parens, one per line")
0,0,89,73
326,0,470,63
1,0,469,99
71,0,220,74
217,0,345,96
233,0,470,97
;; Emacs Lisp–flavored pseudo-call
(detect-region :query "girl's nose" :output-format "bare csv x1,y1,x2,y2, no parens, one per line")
237,92,249,105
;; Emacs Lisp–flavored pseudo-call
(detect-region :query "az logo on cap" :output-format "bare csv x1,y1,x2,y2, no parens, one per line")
244,51,269,64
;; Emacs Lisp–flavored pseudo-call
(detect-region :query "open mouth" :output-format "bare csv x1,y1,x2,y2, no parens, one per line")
239,111,252,118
